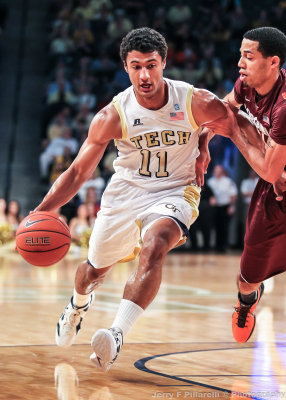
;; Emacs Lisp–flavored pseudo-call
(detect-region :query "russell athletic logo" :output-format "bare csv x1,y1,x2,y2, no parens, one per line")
25,218,50,228
133,118,143,126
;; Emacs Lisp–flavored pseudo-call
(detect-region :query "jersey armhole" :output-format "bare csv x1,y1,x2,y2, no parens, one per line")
186,86,202,134
113,96,127,139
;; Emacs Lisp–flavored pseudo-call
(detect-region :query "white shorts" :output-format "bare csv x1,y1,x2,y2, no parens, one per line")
88,178,200,268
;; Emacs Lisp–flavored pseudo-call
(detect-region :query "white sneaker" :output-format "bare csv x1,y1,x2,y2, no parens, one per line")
90,327,123,372
56,294,94,347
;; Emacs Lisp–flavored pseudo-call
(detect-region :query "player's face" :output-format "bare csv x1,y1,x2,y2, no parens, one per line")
124,50,166,105
238,39,279,91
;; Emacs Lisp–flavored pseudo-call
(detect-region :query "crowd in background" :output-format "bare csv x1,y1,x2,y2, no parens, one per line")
1,0,285,251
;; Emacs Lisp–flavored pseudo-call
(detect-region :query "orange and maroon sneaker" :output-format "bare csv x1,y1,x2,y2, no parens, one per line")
232,282,264,343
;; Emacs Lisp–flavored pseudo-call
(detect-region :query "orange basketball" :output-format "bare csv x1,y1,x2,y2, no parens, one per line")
16,211,71,267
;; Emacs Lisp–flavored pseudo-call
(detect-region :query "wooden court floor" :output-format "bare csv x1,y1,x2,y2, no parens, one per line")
0,243,286,400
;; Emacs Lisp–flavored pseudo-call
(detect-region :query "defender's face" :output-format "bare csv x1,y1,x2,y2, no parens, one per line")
238,39,274,89
124,50,166,101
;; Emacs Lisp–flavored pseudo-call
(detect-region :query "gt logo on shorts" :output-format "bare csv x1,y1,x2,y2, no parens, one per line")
165,204,181,213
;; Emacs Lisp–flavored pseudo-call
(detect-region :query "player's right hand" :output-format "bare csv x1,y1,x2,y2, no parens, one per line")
273,171,286,201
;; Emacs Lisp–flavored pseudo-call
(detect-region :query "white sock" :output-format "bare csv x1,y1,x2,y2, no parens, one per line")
111,299,144,338
73,288,92,308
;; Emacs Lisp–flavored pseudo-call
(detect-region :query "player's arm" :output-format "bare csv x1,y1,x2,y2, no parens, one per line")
223,105,286,183
35,103,122,212
192,89,225,186
194,89,240,186
192,89,281,183
223,89,286,184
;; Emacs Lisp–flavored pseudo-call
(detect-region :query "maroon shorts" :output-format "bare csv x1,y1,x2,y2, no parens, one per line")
241,178,286,283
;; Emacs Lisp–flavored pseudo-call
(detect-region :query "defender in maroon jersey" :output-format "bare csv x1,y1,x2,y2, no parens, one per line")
225,27,286,343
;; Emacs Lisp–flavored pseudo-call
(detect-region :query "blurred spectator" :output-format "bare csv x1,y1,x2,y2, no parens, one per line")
0,198,7,223
40,127,78,180
86,201,97,227
50,24,74,58
107,9,133,41
92,3,113,36
76,83,97,111
91,53,117,82
72,104,93,141
78,168,105,203
49,147,74,184
135,10,149,28
166,0,192,25
207,165,238,252
47,78,77,106
152,6,168,35
90,0,112,13
72,14,95,57
47,62,72,96
84,186,100,217
73,0,95,21
73,118,88,146
240,168,259,230
252,10,271,28
164,58,184,81
72,56,95,94
207,135,227,175
53,207,68,224
112,66,131,92
189,184,215,252
6,200,23,235
46,112,69,143
197,58,223,91
69,203,91,245
102,142,117,182
0,198,13,244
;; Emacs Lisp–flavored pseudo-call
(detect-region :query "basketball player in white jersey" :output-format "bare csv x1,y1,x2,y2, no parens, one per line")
34,27,260,371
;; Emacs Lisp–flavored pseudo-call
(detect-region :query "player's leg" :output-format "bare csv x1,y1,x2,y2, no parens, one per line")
56,262,113,347
233,180,286,343
90,183,200,371
90,217,181,371
122,217,181,308
232,271,264,343
56,205,141,348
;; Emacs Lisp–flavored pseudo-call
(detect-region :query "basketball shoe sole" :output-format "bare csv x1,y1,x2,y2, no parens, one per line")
90,327,123,372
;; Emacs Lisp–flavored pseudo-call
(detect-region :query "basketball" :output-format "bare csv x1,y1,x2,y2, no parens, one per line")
16,211,71,267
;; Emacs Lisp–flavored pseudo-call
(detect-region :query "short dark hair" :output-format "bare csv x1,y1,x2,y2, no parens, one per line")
120,27,168,64
243,27,286,68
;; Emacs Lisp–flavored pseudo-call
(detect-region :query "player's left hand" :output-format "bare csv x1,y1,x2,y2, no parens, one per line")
195,147,210,187
196,128,212,187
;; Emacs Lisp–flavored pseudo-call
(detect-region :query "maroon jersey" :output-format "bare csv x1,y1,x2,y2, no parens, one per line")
233,69,286,283
234,69,286,145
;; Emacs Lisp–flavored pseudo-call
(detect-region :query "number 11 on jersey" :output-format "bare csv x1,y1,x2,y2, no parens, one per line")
139,150,169,178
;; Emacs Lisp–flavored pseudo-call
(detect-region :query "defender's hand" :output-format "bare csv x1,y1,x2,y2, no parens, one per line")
273,171,286,201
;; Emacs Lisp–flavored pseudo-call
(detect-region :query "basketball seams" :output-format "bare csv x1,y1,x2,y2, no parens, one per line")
29,212,70,233
16,229,71,239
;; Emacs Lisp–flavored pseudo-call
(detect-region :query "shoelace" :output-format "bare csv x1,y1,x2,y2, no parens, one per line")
65,309,81,329
234,305,252,328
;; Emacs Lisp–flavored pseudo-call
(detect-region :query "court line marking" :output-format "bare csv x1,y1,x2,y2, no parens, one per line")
0,342,285,348
134,345,286,400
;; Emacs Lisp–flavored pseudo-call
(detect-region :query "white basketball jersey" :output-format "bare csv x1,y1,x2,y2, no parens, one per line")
112,78,200,192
